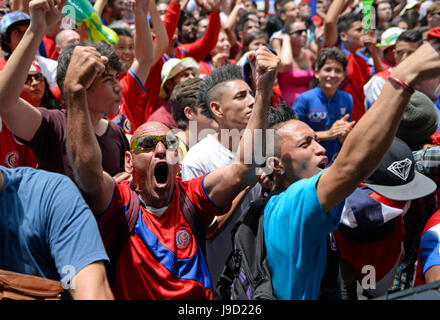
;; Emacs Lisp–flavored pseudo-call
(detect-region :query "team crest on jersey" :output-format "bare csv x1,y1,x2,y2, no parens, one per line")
123,118,132,133
176,228,191,248
6,152,18,168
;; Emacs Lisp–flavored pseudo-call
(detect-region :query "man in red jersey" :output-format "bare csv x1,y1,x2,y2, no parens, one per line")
64,45,280,300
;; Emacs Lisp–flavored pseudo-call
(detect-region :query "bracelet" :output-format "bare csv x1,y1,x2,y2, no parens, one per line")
387,76,415,94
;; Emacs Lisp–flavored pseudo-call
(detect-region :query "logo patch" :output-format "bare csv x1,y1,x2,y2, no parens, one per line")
176,228,191,248
387,158,412,181
6,152,18,168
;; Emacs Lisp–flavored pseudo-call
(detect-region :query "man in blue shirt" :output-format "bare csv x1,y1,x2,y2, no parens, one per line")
264,39,440,300
293,47,354,164
0,166,113,299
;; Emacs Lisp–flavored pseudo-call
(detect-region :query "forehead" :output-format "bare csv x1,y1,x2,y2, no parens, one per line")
289,21,306,29
278,120,314,143
395,41,419,51
319,58,344,70
132,122,172,140
285,1,298,10
221,79,251,94
348,20,363,31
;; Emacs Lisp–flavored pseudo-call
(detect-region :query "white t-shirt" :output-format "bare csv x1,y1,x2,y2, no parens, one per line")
181,134,262,284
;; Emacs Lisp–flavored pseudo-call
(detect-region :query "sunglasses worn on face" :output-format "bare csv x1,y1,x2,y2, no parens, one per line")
290,29,307,35
25,73,43,85
130,135,179,153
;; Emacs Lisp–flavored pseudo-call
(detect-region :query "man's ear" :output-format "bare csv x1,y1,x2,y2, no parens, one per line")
125,151,134,174
266,156,284,175
184,106,196,121
339,31,348,42
209,100,223,119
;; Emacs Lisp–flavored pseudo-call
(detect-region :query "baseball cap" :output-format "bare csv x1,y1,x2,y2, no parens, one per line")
29,60,41,74
400,0,421,16
0,11,30,34
159,57,200,100
376,27,404,48
364,137,436,201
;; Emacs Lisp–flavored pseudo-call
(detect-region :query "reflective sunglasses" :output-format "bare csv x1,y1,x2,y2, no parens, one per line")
130,134,179,153
290,29,307,35
25,73,43,85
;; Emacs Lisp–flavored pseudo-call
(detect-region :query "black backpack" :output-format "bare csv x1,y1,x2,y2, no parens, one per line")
215,190,282,300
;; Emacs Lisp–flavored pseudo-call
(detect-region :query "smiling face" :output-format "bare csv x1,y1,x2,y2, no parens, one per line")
211,31,231,57
126,121,180,207
315,59,345,97
114,35,134,73
277,120,328,183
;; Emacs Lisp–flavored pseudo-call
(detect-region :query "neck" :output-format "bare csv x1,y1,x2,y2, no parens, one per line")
320,85,337,99
90,111,107,136
291,45,302,57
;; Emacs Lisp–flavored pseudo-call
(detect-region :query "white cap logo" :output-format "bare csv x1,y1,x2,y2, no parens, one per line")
387,158,412,181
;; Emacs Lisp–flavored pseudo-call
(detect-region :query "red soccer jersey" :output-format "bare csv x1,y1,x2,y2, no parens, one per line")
0,121,37,169
98,175,228,300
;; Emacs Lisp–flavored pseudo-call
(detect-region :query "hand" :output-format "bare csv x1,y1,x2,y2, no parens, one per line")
328,114,355,141
248,46,280,91
211,52,229,68
28,0,66,35
132,0,150,17
64,46,108,95
361,31,377,53
197,0,221,13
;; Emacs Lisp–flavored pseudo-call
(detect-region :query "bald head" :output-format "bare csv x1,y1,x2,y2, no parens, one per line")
131,121,174,143
55,30,80,54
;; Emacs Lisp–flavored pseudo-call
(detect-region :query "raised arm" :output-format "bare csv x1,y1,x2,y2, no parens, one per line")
65,46,116,215
0,0,64,142
129,0,154,84
149,0,169,65
223,0,241,51
203,47,280,209
317,40,440,212
180,0,221,61
323,0,347,48
93,0,108,17
278,33,294,72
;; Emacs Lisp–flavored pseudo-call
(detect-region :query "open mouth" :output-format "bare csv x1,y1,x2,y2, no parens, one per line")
154,162,169,185
318,158,328,170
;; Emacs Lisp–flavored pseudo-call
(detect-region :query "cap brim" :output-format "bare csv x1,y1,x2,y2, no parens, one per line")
365,171,437,201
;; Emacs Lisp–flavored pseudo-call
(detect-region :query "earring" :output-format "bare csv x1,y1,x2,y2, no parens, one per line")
280,169,285,175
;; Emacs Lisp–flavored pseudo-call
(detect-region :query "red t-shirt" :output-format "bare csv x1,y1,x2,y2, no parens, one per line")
0,120,37,169
339,49,373,122
98,175,229,300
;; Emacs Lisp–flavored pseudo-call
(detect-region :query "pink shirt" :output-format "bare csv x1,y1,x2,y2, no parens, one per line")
277,52,314,106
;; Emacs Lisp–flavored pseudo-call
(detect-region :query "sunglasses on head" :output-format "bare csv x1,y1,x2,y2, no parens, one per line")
290,29,307,35
25,73,43,85
130,134,179,153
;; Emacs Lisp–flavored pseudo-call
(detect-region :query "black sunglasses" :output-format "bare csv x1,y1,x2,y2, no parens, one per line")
290,29,307,35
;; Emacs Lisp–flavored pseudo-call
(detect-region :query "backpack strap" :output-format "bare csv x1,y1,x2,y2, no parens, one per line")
177,183,206,257
106,183,140,287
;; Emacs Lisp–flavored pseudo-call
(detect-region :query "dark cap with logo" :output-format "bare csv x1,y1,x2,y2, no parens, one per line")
364,137,437,201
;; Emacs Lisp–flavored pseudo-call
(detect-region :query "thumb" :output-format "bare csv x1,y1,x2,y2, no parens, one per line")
341,113,350,121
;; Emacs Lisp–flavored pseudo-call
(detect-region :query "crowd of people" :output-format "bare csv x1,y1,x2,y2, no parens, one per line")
2,0,440,301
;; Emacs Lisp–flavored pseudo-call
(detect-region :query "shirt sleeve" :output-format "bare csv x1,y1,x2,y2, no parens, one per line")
180,174,231,230
177,12,221,61
44,173,109,282
363,75,386,111
420,223,440,275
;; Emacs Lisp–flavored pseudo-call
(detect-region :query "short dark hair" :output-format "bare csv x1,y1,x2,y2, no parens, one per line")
56,41,123,100
237,11,259,32
268,102,298,128
198,64,244,114
112,27,133,38
170,77,213,130
337,11,363,33
315,47,348,71
396,29,423,45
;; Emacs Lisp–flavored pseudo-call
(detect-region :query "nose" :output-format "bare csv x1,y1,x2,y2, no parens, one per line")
313,139,326,155
154,141,167,158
